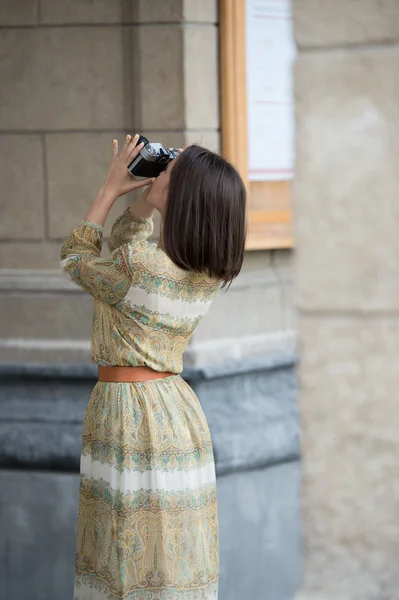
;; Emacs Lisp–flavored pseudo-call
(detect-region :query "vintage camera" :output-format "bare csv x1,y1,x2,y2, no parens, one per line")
127,135,180,179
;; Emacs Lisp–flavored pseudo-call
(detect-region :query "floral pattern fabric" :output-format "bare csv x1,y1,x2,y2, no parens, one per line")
60,206,220,600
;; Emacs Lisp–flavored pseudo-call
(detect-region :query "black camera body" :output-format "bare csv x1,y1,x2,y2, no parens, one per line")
127,135,180,179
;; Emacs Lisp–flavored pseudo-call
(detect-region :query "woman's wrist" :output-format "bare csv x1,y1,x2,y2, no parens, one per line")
83,186,118,226
128,189,155,219
97,185,118,206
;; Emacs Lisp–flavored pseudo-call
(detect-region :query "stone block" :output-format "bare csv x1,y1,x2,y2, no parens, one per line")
218,463,300,600
131,0,183,23
193,276,284,342
0,293,93,340
0,0,38,25
294,0,399,48
39,0,216,25
241,249,273,273
0,136,44,240
273,248,294,284
282,282,297,331
134,26,185,130
39,0,125,24
183,25,219,129
184,0,218,23
139,130,186,149
47,133,131,239
184,130,220,153
294,48,399,311
185,330,297,368
127,0,217,23
191,253,282,343
0,28,125,130
0,243,63,269
0,471,78,600
0,343,90,365
196,358,299,473
0,355,298,473
298,315,399,596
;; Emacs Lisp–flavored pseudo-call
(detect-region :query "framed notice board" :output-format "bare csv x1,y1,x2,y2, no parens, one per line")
220,0,297,250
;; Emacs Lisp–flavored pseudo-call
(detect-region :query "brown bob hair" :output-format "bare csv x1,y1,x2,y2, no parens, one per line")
162,145,247,288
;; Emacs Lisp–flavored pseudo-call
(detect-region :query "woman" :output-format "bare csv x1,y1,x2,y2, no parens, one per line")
60,134,247,600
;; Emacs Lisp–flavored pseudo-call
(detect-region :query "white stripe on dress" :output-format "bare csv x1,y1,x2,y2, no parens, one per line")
124,285,212,319
80,454,216,493
60,257,75,279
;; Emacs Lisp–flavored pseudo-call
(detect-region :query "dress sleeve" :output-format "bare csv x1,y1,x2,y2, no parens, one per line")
107,206,154,253
60,219,133,305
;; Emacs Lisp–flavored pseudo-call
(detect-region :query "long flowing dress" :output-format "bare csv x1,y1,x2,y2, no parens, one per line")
60,207,220,600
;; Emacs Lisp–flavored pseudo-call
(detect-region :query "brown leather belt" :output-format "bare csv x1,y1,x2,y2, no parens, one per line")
98,365,175,382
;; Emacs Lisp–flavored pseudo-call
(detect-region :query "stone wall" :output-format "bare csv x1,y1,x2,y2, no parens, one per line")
0,0,295,368
293,0,399,597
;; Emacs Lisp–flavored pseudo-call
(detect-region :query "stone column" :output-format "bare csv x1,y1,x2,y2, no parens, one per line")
293,1,399,597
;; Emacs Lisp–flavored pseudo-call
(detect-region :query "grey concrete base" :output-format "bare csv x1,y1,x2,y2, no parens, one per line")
0,470,79,600
0,356,300,600
218,462,301,600
0,355,299,475
0,463,300,600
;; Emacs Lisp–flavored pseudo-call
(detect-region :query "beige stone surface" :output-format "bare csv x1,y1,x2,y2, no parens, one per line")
0,28,125,130
131,0,183,23
134,26,185,130
273,249,294,284
0,0,38,25
184,0,217,23
0,136,44,240
193,276,284,341
282,283,297,331
0,293,93,339
138,130,186,149
193,251,284,342
242,249,273,273
183,25,219,130
0,342,91,365
297,315,399,598
294,0,399,48
39,0,125,24
294,47,399,312
130,0,217,24
186,330,296,368
2,0,216,27
0,243,62,269
184,130,220,152
272,250,295,330
46,133,132,239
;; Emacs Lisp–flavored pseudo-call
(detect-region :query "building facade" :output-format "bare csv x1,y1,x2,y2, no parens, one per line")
0,0,295,366
0,2,299,600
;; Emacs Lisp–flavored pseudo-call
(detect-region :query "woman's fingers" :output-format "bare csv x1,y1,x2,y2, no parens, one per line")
112,133,145,165
123,134,132,151
127,141,144,161
112,139,119,159
126,133,139,155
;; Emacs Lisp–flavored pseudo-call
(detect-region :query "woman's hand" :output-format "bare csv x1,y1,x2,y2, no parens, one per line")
83,135,154,226
101,134,153,201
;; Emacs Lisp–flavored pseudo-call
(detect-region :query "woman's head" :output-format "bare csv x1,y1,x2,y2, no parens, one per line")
147,144,247,287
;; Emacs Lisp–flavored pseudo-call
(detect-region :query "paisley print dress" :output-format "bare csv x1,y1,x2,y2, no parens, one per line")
60,207,220,600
